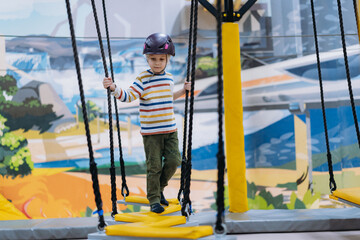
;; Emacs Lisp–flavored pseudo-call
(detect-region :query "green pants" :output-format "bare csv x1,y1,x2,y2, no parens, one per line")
142,131,181,205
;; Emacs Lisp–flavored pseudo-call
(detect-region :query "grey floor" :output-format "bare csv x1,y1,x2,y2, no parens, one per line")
86,230,360,240
228,231,360,240
2,209,360,240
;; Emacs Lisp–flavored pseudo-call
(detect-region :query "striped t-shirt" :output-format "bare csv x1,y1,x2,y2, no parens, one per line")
112,69,177,136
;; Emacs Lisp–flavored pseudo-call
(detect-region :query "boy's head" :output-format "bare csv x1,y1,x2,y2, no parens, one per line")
143,33,175,74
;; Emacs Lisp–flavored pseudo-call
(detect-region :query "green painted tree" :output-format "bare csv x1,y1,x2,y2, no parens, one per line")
0,75,61,133
197,56,217,78
77,100,101,122
0,114,33,178
0,74,60,178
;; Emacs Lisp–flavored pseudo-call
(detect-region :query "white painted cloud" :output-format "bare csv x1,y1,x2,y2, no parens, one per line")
33,0,68,17
0,0,69,20
0,0,33,19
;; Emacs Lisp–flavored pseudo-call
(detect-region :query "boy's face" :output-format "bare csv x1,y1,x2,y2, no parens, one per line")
147,54,167,74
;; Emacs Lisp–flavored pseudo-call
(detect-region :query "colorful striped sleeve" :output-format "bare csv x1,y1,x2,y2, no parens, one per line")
112,77,144,103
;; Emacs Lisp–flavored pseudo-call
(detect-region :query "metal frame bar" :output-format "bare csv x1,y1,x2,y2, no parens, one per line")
198,0,217,17
237,0,257,19
198,0,258,22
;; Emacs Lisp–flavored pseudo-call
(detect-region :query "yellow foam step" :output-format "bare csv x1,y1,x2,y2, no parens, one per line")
115,204,182,222
106,223,213,239
330,187,360,206
115,214,186,225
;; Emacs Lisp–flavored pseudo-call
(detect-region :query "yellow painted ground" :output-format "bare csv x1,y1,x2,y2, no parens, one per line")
0,167,219,219
3,166,360,220
0,168,146,219
246,168,298,187
12,119,128,139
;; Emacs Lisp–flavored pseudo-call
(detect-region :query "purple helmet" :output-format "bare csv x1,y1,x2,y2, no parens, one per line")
143,33,175,56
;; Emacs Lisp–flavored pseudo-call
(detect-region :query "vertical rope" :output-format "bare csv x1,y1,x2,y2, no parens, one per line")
101,0,129,206
90,0,117,217
310,0,336,192
215,0,226,233
181,0,198,218
178,0,195,202
336,0,360,148
65,0,105,230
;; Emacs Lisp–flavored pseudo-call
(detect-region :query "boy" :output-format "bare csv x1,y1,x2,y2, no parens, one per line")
103,33,191,213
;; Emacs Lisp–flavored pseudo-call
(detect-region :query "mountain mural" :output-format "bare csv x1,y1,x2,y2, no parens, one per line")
12,80,76,133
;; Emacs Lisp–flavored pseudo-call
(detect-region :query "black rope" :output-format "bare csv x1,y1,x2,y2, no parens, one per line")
181,0,198,218
215,0,226,233
65,0,105,230
310,0,336,192
101,0,129,203
336,0,360,149
178,0,195,202
90,0,117,217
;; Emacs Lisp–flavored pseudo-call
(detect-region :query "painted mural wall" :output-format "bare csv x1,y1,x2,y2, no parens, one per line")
1,0,360,220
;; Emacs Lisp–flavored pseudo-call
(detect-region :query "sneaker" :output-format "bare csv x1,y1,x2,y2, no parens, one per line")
150,203,164,213
160,192,169,206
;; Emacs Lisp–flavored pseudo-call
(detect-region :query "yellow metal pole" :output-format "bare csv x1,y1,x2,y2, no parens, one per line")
222,22,248,212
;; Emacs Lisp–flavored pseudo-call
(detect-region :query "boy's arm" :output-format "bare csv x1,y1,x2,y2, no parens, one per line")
103,77,143,102
173,81,191,100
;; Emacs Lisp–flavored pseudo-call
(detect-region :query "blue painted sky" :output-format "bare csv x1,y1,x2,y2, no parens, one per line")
0,0,187,38
0,0,76,37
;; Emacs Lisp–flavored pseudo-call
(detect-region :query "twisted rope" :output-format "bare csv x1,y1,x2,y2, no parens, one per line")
310,0,336,192
178,0,195,202
90,0,117,216
65,0,105,230
215,0,226,233
181,0,198,218
336,0,360,149
101,0,129,204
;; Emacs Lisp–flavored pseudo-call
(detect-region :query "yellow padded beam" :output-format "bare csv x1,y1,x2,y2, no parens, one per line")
222,22,248,213
106,223,213,239
330,188,360,206
124,195,179,205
